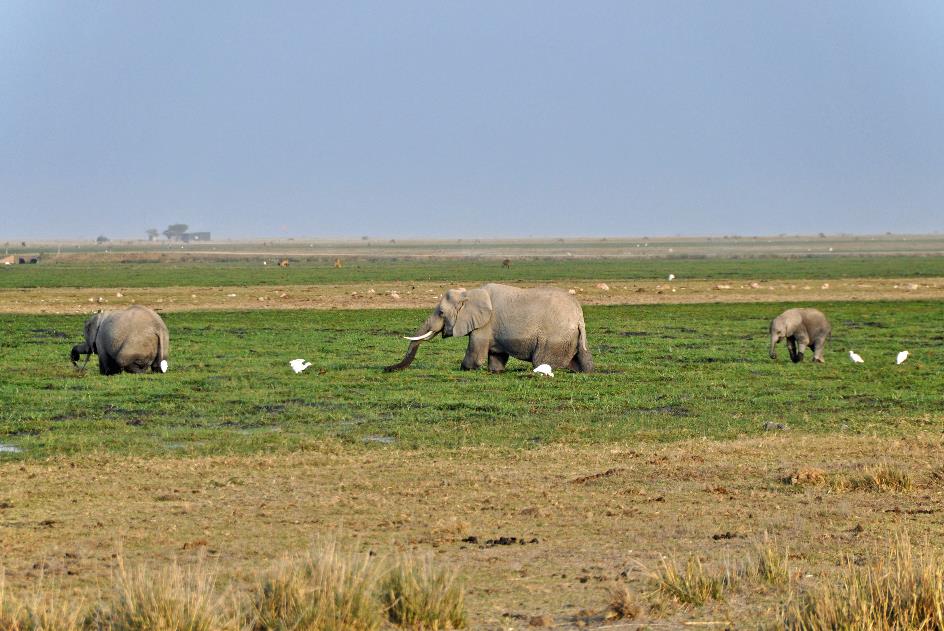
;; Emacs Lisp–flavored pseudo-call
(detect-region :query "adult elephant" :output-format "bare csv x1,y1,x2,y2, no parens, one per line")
70,305,170,375
769,307,831,363
385,284,593,373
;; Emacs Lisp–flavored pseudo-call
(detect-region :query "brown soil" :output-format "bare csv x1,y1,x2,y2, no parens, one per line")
2,277,942,314
2,435,942,628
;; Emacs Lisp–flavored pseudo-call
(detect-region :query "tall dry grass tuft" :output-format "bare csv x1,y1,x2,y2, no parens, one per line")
652,557,730,606
741,535,791,586
848,463,913,492
248,540,383,631
0,574,85,631
783,534,944,629
380,554,466,630
92,555,235,631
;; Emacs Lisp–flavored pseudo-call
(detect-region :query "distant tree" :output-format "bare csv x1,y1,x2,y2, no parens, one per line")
146,228,159,241
163,224,189,240
96,235,110,244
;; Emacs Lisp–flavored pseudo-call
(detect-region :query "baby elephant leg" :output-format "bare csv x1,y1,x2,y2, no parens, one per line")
812,336,828,363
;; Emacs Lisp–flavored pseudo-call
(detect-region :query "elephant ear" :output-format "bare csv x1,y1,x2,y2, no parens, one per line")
454,289,492,336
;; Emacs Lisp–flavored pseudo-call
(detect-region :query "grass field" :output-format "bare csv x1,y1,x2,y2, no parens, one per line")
1,301,941,458
3,254,944,289
2,239,943,628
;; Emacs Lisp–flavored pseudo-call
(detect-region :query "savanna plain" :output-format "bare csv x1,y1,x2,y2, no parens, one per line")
1,236,943,629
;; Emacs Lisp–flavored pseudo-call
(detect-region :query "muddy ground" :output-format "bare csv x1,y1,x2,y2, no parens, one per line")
2,435,942,628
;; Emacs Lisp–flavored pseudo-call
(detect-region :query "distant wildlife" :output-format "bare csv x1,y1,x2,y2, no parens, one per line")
334,258,343,268
289,358,312,373
279,259,290,268
849,351,865,364
71,305,169,375
502,258,511,268
896,350,909,365
769,308,831,363
533,364,554,377
668,273,675,281
385,283,593,374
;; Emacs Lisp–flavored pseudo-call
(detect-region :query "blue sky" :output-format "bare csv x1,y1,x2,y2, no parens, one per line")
2,1,942,239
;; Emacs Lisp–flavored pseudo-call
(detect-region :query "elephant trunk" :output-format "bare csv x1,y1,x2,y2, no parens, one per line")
384,314,443,372
769,334,779,360
71,343,90,367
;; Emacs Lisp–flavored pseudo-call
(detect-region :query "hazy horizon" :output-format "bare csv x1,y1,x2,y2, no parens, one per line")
3,2,943,240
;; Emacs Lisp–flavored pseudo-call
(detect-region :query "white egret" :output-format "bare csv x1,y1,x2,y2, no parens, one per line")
289,358,312,373
896,350,909,365
848,351,864,364
160,360,168,373
533,364,554,377
668,274,675,281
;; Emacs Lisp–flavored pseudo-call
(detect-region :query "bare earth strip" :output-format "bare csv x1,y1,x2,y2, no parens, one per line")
2,436,942,627
1,277,941,314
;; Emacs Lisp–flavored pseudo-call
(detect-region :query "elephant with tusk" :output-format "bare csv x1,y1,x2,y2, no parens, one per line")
769,307,831,363
385,283,594,373
71,305,170,375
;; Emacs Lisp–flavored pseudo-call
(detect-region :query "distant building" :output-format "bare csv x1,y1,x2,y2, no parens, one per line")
181,232,211,242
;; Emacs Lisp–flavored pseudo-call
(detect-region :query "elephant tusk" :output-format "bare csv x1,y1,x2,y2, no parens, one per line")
403,331,435,341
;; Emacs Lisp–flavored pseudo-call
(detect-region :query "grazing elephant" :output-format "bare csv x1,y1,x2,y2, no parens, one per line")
769,308,831,363
70,306,170,375
385,283,594,373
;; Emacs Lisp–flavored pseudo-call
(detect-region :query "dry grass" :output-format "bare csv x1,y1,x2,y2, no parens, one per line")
248,540,383,631
651,556,731,606
783,534,944,630
0,576,85,631
604,583,640,621
380,554,466,630
90,555,235,631
2,436,941,627
740,536,791,587
785,463,913,493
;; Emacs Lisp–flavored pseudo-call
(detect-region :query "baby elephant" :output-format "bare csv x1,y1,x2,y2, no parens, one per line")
71,306,170,375
769,308,831,363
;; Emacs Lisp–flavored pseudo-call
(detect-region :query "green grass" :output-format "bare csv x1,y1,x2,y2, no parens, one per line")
2,255,944,289
0,301,941,459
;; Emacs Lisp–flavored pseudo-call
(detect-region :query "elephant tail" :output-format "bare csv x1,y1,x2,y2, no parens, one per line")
153,328,170,372
575,320,594,373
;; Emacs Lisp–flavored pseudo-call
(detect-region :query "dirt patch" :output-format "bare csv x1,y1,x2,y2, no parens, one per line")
2,435,943,627
1,277,942,314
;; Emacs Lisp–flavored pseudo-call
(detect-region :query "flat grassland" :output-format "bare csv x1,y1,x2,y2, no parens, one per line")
1,237,943,628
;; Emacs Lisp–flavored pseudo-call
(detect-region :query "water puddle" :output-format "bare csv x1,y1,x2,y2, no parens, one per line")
0,444,23,454
362,435,395,445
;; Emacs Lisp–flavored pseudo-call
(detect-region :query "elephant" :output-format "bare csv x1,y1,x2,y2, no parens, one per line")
70,305,170,375
769,307,831,363
385,283,594,373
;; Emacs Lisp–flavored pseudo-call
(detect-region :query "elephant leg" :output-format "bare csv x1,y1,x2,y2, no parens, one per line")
98,353,120,376
488,351,510,373
812,336,827,363
460,333,489,371
787,337,800,363
795,333,810,362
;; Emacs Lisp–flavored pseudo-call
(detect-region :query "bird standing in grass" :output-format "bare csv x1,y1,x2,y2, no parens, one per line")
533,364,554,377
289,358,312,373
849,351,864,364
896,350,909,365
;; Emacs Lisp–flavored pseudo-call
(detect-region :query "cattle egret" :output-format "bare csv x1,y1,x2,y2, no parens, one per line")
849,351,864,364
160,360,168,373
668,274,675,281
533,364,554,377
896,350,909,365
289,358,312,373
